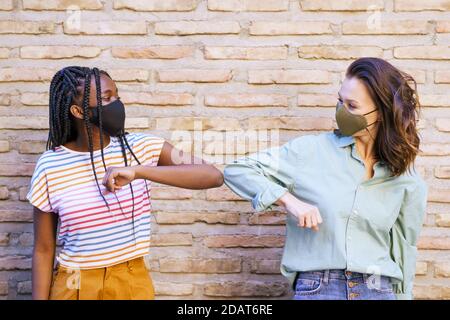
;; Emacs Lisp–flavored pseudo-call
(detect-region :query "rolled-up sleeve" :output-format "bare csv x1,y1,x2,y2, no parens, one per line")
390,180,428,300
223,135,312,212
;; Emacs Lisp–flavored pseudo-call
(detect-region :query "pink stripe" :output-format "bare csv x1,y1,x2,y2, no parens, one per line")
59,207,148,236
59,210,148,236
49,150,147,188
60,190,150,224
53,180,149,209
60,192,148,227
57,182,149,219
59,194,149,231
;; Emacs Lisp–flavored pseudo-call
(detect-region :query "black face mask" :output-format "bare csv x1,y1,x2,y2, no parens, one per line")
89,99,126,137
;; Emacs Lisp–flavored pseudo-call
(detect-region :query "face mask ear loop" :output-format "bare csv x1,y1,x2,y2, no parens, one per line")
364,106,379,141
364,108,378,116
365,119,379,141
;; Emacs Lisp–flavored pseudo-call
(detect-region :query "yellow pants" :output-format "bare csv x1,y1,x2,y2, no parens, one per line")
49,256,155,300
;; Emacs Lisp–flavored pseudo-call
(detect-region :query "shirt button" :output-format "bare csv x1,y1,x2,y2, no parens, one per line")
353,209,358,215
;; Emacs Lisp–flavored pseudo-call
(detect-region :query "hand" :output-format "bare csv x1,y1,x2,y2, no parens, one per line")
276,192,323,231
102,166,136,193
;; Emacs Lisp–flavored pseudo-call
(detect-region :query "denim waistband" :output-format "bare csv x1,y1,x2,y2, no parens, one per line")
296,269,391,283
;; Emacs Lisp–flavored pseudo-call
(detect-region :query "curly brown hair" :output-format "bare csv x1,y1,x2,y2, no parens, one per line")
336,57,422,177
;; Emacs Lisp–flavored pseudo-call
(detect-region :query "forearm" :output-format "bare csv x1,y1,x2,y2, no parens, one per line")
32,249,55,300
224,161,289,211
134,164,223,189
275,191,292,206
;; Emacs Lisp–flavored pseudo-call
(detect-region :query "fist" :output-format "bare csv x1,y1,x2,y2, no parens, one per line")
277,192,323,231
102,166,136,193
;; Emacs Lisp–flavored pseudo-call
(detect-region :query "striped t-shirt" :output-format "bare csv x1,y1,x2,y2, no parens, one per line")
26,132,165,270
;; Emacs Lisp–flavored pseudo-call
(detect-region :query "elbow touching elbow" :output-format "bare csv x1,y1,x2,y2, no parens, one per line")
202,164,224,188
223,164,240,186
213,168,224,188
223,165,233,183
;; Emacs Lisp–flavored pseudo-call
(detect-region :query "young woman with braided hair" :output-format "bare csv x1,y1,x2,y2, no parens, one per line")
27,66,223,300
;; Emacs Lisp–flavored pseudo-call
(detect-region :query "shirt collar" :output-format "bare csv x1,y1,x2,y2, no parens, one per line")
333,130,389,173
334,130,356,148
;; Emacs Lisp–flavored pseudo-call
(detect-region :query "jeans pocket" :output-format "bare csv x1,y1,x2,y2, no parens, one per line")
374,285,394,293
295,277,322,295
365,276,394,293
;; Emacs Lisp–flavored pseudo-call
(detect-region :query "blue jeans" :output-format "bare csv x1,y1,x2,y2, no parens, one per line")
293,269,396,300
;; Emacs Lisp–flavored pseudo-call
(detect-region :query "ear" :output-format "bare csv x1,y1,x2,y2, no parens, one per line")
70,104,86,120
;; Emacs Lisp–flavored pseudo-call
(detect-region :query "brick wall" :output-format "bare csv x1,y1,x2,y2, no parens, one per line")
0,0,449,299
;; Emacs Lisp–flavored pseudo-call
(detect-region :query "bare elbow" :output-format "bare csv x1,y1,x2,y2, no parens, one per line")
216,170,224,187
211,167,224,188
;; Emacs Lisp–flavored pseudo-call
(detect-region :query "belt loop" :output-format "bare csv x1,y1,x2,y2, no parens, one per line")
323,269,329,284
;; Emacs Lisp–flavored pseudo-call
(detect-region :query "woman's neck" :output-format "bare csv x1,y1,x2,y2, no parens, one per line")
65,132,111,152
354,128,378,163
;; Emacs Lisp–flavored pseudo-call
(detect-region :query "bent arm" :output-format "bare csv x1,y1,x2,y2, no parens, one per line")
223,138,305,212
135,141,223,189
134,165,223,189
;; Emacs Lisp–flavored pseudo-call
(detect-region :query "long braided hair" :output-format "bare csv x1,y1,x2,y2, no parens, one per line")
47,66,150,240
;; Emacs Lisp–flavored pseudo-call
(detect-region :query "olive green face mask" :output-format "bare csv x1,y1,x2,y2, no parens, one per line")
335,101,378,136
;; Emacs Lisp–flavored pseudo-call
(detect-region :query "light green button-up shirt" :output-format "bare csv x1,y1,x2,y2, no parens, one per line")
224,131,428,300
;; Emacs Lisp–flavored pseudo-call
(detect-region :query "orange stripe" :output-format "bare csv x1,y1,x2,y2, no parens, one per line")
31,145,162,205
48,153,159,196
50,144,161,185
50,152,155,192
33,154,156,210
34,159,151,211
58,252,149,271
34,196,50,211
48,137,162,182
51,142,147,182
31,138,148,196
59,239,151,261
48,139,148,179
60,238,150,259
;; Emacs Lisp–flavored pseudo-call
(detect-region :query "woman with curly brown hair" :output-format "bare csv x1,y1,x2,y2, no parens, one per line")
224,57,428,300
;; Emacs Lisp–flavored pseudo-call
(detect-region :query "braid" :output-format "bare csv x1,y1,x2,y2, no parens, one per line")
61,91,73,143
118,135,137,243
52,81,64,145
92,67,107,171
79,70,112,212
47,66,87,150
47,73,62,149
122,134,152,230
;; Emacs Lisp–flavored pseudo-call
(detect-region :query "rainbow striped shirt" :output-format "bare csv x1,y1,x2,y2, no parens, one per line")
26,132,165,269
